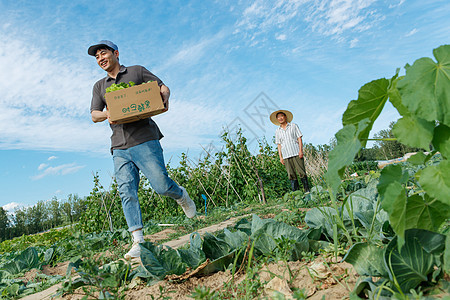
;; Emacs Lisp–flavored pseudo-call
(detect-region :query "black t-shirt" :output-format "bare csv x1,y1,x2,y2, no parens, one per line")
90,65,164,153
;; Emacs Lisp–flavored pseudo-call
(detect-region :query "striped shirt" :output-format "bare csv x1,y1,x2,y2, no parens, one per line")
275,123,303,159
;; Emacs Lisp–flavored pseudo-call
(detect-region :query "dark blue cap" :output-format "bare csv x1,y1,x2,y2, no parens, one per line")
88,40,118,56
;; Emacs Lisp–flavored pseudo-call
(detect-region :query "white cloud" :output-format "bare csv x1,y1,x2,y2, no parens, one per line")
405,28,418,37
157,32,226,72
237,0,304,30
38,163,48,171
2,202,21,212
389,0,406,9
350,38,359,48
235,0,382,45
48,156,57,161
155,99,232,151
0,31,110,153
276,33,287,40
32,163,85,180
306,0,379,36
0,30,233,155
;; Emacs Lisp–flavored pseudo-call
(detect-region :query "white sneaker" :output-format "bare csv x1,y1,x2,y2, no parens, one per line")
124,241,142,260
176,187,197,218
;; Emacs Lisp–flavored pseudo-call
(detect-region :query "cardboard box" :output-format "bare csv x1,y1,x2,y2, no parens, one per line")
105,81,165,124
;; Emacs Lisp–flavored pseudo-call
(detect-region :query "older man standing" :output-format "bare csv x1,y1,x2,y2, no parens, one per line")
271,109,310,192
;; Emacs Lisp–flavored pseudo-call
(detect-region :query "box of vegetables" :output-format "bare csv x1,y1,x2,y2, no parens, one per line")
104,80,165,124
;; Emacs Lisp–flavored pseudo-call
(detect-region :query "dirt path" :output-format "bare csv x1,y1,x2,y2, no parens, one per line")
21,215,251,300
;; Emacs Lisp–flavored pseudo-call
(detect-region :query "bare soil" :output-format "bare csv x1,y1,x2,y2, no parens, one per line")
121,256,357,299
42,261,70,277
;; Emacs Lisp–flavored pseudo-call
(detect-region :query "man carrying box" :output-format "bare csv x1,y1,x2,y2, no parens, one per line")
88,40,196,259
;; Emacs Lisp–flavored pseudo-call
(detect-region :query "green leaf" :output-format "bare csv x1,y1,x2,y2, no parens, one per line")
177,233,206,269
445,234,450,274
196,250,237,276
4,283,20,296
377,164,408,198
101,275,118,288
405,228,445,254
406,194,450,231
325,119,370,195
140,242,187,279
1,261,20,275
177,247,206,270
342,78,390,145
397,45,450,126
385,229,444,293
380,181,407,243
407,152,428,165
343,243,388,277
388,75,410,117
190,232,203,250
251,220,309,260
222,228,248,250
432,124,450,159
392,116,435,149
417,160,450,205
305,207,339,239
44,248,55,265
14,247,40,273
202,233,232,260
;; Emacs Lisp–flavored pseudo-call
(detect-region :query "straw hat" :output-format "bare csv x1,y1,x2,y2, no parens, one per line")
270,110,293,125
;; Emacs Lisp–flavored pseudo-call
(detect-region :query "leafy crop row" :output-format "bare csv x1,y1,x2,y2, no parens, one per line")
319,44,450,298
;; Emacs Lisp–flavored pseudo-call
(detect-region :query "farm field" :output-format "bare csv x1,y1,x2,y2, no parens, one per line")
0,45,449,299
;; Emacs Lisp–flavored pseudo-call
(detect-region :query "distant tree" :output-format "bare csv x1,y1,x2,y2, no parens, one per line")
0,207,10,241
48,197,62,228
27,201,47,233
71,194,87,223
355,147,378,161
13,208,27,236
62,194,85,224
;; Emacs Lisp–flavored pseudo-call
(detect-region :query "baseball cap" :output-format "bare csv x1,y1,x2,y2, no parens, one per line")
88,40,118,56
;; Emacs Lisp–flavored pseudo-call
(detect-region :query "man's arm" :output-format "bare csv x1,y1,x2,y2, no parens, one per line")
160,85,170,112
298,136,304,159
91,110,116,124
277,144,284,165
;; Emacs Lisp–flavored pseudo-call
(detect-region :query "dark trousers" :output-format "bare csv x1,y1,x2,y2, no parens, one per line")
284,156,310,192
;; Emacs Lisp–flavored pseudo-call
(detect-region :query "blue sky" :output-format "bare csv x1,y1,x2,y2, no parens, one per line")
1,0,449,212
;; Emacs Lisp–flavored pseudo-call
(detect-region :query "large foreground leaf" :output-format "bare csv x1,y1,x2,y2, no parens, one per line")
397,45,450,127
445,235,450,274
417,160,450,206
432,124,450,159
392,116,435,149
377,164,409,197
343,243,388,277
388,75,409,117
385,229,445,293
406,194,449,232
342,78,390,146
325,119,370,196
380,182,407,243
377,165,409,242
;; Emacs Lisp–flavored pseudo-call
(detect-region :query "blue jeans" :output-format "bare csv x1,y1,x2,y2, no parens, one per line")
113,140,183,232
